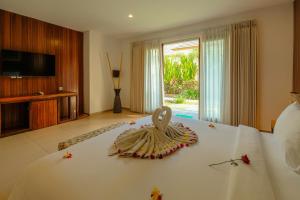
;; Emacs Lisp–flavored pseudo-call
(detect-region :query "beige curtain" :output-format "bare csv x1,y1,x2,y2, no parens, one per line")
200,26,231,124
144,40,163,113
230,20,257,127
130,42,145,113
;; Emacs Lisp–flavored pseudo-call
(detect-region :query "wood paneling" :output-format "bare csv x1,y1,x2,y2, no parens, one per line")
294,0,300,92
0,10,84,114
30,100,57,130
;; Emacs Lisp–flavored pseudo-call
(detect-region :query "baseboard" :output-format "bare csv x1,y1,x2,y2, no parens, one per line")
259,129,273,134
89,109,113,116
78,113,89,119
88,107,128,115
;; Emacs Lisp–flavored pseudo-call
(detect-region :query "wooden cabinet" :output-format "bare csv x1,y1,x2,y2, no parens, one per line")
30,100,58,130
70,96,77,120
58,95,78,123
0,102,30,135
0,92,77,137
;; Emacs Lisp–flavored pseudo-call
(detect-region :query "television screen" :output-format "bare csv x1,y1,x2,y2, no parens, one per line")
0,50,55,76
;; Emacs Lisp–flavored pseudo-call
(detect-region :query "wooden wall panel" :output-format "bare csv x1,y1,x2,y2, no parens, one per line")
0,9,84,115
294,0,300,93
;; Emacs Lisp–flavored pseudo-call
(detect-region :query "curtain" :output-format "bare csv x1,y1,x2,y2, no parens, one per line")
200,27,231,123
199,21,257,127
144,40,163,113
230,21,257,127
130,42,145,113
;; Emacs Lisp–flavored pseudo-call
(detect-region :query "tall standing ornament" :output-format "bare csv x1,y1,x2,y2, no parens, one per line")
106,52,123,113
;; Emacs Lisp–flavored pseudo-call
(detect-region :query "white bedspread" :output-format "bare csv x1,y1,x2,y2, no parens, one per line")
7,117,296,200
226,125,275,200
261,133,300,200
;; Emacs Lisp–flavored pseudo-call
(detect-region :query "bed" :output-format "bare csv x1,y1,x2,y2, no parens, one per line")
8,116,300,200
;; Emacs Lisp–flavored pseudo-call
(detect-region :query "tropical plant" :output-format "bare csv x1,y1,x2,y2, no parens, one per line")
182,88,199,100
163,48,199,97
173,95,185,104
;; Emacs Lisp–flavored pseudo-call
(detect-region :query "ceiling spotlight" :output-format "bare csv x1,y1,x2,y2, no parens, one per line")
128,14,133,18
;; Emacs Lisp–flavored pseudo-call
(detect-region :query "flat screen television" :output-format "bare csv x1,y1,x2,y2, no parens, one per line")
0,49,55,76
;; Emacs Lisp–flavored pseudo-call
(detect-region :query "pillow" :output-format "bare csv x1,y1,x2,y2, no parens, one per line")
274,102,300,174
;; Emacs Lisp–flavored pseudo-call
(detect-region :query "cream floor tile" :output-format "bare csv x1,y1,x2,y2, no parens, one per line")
0,183,13,200
0,135,48,200
0,110,146,200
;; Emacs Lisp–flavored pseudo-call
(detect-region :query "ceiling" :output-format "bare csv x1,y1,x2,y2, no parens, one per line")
164,39,199,55
0,0,292,39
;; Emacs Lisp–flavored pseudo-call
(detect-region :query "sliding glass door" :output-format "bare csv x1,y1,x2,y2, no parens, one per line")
162,39,200,119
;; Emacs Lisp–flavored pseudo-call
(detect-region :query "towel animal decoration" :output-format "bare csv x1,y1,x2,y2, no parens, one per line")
108,106,198,159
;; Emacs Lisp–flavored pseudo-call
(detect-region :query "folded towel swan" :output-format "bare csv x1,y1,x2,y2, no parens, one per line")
108,106,198,159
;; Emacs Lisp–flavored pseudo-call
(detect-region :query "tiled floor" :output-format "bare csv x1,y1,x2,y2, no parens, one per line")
0,110,146,200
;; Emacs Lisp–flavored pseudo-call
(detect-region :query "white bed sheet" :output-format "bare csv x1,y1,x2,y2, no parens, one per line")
9,117,238,200
261,133,300,200
8,116,300,200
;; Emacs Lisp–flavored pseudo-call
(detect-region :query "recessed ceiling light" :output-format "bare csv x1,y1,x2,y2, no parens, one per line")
128,14,133,18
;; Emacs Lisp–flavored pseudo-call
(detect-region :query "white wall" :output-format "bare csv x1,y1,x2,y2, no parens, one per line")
84,31,123,114
120,41,131,109
83,32,90,113
120,3,294,131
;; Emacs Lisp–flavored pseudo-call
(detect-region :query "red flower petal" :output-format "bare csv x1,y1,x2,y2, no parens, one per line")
63,152,72,159
241,154,250,165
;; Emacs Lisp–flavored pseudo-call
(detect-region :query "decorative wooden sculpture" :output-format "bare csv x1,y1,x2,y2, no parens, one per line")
106,52,123,113
108,106,198,159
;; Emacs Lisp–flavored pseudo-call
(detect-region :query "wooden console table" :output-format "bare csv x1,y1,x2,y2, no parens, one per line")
0,92,78,137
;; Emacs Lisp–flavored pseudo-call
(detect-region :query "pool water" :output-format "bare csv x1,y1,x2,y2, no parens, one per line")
175,114,193,119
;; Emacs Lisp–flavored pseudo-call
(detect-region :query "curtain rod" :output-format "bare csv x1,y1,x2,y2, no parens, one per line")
132,19,256,44
162,37,200,46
